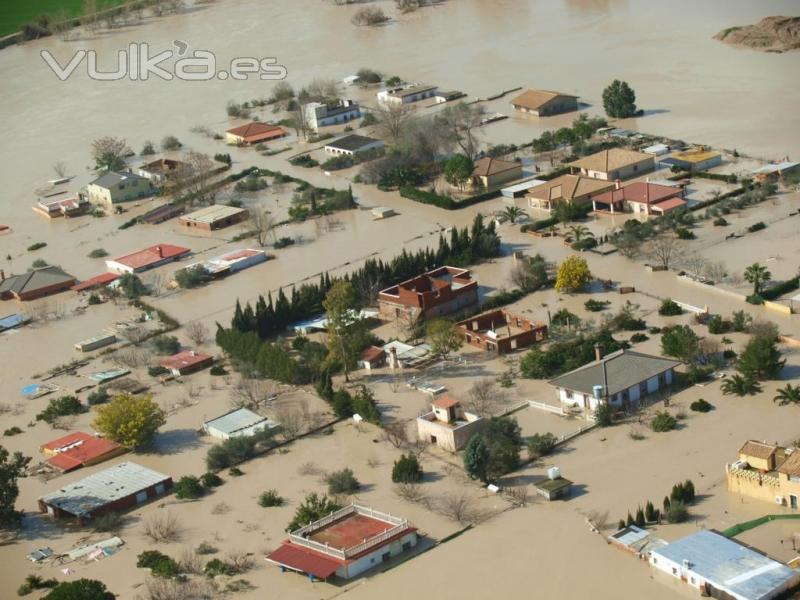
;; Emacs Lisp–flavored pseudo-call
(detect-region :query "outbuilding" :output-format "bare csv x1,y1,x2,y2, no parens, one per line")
106,244,191,274
180,205,248,231
226,122,287,145
74,333,117,352
324,134,385,157
203,407,279,440
159,350,214,376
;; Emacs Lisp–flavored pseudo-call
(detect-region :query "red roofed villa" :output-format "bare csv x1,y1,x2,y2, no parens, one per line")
266,504,418,582
160,350,214,376
226,122,287,145
105,244,191,274
377,266,479,322
41,432,125,473
591,181,687,216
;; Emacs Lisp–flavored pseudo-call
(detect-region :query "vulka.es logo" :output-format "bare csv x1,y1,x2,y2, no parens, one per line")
40,40,287,81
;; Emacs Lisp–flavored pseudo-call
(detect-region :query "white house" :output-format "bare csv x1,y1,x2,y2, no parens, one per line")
203,407,279,440
304,100,361,130
377,84,438,105
649,530,800,600
549,348,680,413
324,134,384,157
86,171,151,206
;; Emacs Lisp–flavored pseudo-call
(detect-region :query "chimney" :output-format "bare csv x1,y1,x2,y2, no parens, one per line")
156,245,163,258
594,343,603,361
389,346,398,369
615,179,621,190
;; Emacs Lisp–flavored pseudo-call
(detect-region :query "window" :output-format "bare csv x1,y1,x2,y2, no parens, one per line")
565,390,573,400
672,567,678,575
402,541,412,551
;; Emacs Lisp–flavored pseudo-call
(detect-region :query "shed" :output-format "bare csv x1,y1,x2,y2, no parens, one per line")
203,407,279,440
0,313,30,332
75,333,117,352
371,206,396,219
501,178,545,198
159,350,214,376
534,476,573,500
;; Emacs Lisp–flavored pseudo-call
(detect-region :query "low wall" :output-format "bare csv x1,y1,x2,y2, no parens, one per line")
764,300,792,316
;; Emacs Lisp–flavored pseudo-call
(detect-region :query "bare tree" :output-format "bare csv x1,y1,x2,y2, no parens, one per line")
184,321,208,347
143,512,182,543
299,79,341,104
173,151,216,205
394,483,429,506
383,421,409,448
466,378,506,417
230,377,275,409
124,324,149,345
373,103,415,144
503,486,529,507
704,261,728,284
112,347,148,369
250,206,276,247
437,492,478,525
681,254,708,280
275,405,304,440
647,233,681,270
91,136,131,171
179,547,204,575
435,102,486,158
142,271,165,297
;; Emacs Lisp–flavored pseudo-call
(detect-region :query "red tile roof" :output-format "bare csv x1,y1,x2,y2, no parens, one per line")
360,346,385,363
159,350,213,371
71,273,119,292
41,432,123,473
652,197,687,212
111,244,190,270
267,543,342,579
226,122,287,143
432,395,460,409
593,182,681,206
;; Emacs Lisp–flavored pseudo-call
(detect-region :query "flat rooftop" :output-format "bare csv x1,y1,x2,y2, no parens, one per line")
182,204,246,224
309,513,395,551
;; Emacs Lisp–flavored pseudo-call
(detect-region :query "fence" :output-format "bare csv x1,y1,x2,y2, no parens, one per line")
528,400,566,416
721,514,800,538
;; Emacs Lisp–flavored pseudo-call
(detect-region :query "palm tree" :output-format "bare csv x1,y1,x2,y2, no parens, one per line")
773,383,800,406
743,263,771,296
502,205,525,224
568,224,594,242
721,374,762,397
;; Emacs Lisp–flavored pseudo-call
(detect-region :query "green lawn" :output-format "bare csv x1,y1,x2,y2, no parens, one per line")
0,1,126,37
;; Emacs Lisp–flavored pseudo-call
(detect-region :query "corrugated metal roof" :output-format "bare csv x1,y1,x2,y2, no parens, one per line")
203,408,274,436
652,530,800,600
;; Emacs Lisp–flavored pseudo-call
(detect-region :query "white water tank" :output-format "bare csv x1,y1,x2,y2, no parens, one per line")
547,466,561,480
593,385,604,399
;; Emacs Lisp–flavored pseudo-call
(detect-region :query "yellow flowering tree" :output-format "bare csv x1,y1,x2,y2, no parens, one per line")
92,393,166,450
555,255,591,293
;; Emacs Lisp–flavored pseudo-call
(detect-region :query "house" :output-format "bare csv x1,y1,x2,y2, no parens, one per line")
662,147,723,172
226,122,287,145
533,468,572,501
0,266,77,301
642,143,670,156
179,205,248,230
568,148,655,181
549,347,680,413
74,333,117,352
458,309,547,354
304,100,361,130
135,158,190,186
38,462,172,524
471,157,523,189
416,396,485,452
726,440,800,509
34,196,90,218
591,181,687,216
159,350,214,376
267,504,418,581
180,248,268,278
434,90,465,104
0,313,30,332
71,272,119,293
510,89,578,116
608,525,667,558
203,407,279,440
324,134,384,157
105,244,191,274
649,530,800,600
40,432,125,473
359,346,386,371
500,178,546,198
86,171,151,206
377,266,479,322
527,174,615,212
139,203,186,225
291,309,378,335
377,84,438,105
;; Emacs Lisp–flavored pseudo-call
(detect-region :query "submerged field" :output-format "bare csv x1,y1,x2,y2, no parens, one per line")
0,0,125,36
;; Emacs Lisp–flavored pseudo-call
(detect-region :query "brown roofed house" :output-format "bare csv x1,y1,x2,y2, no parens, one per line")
738,440,782,472
568,148,655,181
527,174,615,212
226,122,287,145
0,266,77,302
471,157,523,189
511,89,579,117
591,181,687,216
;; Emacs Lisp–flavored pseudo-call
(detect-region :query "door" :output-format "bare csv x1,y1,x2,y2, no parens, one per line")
135,491,148,504
791,495,798,509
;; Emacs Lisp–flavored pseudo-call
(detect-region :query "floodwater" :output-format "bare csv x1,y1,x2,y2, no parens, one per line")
1,2,800,599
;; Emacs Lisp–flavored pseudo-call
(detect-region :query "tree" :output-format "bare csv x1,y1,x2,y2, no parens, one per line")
0,446,30,528
372,102,415,144
721,374,762,396
443,154,474,191
161,135,182,151
737,335,785,380
327,468,360,495
773,383,800,406
117,272,148,299
174,476,205,500
527,432,557,458
602,80,638,118
392,454,423,483
484,417,522,479
648,233,680,270
43,580,114,600
249,205,276,247
502,205,525,224
511,253,548,292
555,255,591,293
660,325,699,362
426,318,464,360
595,402,615,427
185,321,208,346
287,493,342,531
435,102,486,159
173,151,216,205
568,225,594,242
322,281,367,382
743,263,772,297
650,411,677,432
91,136,130,172
175,265,211,289
463,434,490,483
92,393,166,449
466,378,506,417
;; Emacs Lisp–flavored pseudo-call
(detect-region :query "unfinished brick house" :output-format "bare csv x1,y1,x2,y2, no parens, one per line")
458,309,548,354
377,266,479,322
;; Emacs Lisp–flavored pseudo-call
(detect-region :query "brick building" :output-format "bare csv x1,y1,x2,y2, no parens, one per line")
377,266,478,322
458,309,548,354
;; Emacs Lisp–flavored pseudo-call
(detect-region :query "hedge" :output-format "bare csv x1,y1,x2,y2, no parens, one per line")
722,514,800,538
761,277,799,301
526,204,593,231
398,186,501,210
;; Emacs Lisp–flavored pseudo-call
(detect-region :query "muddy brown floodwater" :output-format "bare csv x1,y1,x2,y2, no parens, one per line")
1,2,800,600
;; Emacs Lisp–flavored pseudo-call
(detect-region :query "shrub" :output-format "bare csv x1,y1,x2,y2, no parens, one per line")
174,476,205,500
666,500,689,523
658,299,683,316
152,335,180,355
204,558,236,578
274,237,295,249
175,265,211,289
287,493,342,531
675,227,695,240
630,333,648,343
92,512,123,533
723,349,737,360
527,432,558,458
88,248,108,258
258,489,284,507
87,388,110,405
137,550,180,578
209,365,227,376
200,472,223,488
148,366,169,377
3,426,22,437
288,154,319,168
161,136,182,151
27,242,47,252
321,155,354,170
595,403,615,427
650,411,677,432
747,221,766,233
713,217,728,226
327,468,360,495
36,396,85,423
228,467,243,477
584,299,610,312
214,153,232,165
17,575,58,596
391,454,423,484
690,399,713,412
351,6,389,26
571,237,598,251
87,293,103,305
